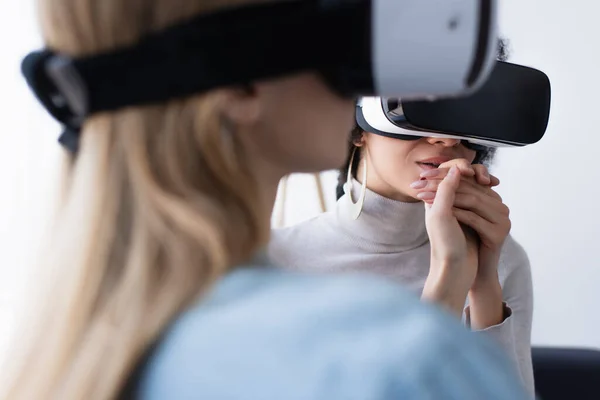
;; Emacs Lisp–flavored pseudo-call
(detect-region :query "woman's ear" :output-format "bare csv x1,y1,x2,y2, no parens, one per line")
221,85,261,126
352,130,366,147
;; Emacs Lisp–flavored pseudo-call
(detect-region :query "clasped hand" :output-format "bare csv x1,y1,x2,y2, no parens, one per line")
417,159,510,316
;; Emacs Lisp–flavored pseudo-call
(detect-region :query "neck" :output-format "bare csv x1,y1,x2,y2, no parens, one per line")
336,178,429,252
259,177,281,227
356,159,417,203
238,128,286,243
248,157,285,243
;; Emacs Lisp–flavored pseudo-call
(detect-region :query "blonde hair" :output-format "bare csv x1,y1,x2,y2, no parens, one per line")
3,0,271,398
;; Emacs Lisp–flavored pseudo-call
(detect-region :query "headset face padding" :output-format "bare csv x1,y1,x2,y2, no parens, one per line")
357,61,551,147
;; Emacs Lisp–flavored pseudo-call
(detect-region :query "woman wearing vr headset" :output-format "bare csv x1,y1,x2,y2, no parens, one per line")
270,43,534,396
4,0,531,399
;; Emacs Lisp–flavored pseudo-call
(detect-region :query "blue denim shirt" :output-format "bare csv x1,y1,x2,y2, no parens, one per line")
137,265,530,400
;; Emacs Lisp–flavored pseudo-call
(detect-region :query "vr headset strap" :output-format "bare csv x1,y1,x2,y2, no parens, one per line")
21,0,372,151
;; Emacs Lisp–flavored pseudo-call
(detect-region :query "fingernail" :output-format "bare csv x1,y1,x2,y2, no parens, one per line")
410,180,428,189
417,192,435,200
420,169,441,178
448,166,458,176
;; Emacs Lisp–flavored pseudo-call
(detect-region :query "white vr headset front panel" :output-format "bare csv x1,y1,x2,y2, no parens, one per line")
373,0,498,99
358,96,520,148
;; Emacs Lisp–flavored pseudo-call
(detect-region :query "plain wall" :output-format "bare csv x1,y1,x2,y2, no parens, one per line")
0,0,62,358
492,0,600,347
0,0,599,361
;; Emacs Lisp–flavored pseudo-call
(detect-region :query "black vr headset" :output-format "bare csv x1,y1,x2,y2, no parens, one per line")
21,0,510,152
356,61,552,148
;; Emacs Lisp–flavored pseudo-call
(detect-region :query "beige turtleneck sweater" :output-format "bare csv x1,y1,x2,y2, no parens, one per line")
269,184,534,397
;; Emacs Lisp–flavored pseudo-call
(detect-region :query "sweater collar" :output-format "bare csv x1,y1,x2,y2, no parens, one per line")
335,179,429,252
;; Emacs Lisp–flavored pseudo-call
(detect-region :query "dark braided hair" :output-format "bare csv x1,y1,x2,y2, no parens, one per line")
336,38,510,200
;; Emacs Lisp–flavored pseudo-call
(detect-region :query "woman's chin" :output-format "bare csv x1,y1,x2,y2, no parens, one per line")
388,187,421,203
409,194,425,204
404,182,429,203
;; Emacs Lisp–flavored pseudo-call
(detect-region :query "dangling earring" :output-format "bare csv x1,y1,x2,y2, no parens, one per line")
343,147,367,220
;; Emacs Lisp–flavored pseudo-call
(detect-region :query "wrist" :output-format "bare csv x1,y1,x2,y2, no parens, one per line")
471,251,501,290
423,266,471,318
429,256,475,292
469,278,502,302
471,272,502,293
467,280,504,329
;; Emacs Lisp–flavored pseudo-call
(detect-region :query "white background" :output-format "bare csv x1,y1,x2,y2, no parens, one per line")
1,0,599,362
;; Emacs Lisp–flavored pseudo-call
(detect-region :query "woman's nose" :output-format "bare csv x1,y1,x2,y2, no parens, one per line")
426,137,461,147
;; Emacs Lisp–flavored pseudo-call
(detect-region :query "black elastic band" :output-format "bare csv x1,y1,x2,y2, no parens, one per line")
21,0,371,152
48,0,368,115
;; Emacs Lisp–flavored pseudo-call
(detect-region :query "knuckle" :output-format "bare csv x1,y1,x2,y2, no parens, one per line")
470,212,480,225
463,212,476,224
472,164,485,173
426,180,439,190
456,158,470,167
487,188,502,201
439,160,456,169
440,158,470,170
496,219,512,236
473,164,490,178
439,177,456,190
455,208,473,221
461,193,477,206
492,236,504,246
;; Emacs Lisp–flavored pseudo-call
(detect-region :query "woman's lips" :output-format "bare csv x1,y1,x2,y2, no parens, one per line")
416,156,453,171
416,162,439,171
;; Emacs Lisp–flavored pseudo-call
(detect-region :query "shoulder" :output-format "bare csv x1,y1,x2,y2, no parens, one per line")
269,211,337,266
501,235,529,265
498,234,531,277
138,268,521,399
270,211,334,244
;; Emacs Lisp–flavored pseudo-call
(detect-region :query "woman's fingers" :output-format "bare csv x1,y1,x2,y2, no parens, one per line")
428,166,461,213
445,180,511,251
419,160,511,253
489,174,501,187
472,164,500,186
415,175,503,202
453,208,493,240
453,207,511,249
419,167,499,188
439,158,476,177
452,192,509,224
421,159,475,180
471,164,493,186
